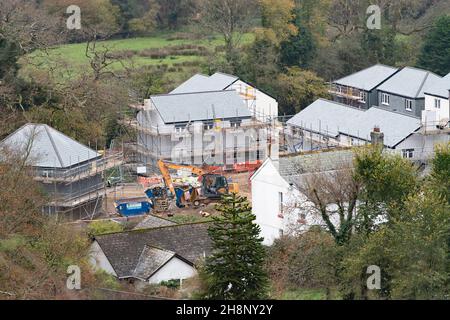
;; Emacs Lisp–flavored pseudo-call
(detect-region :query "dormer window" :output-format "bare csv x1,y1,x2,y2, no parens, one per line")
381,93,390,105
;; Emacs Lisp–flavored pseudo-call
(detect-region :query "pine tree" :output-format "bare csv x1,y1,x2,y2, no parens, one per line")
200,193,269,300
417,15,450,76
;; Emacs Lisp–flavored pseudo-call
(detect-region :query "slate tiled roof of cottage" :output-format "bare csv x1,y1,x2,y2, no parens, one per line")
94,223,212,279
278,149,355,183
0,123,100,168
134,215,177,230
133,245,176,280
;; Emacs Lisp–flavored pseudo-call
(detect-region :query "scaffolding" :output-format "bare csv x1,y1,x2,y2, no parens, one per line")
123,98,281,174
37,150,124,221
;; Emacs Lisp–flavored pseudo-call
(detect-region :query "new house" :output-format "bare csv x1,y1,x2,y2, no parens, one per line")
90,222,212,285
285,99,434,159
0,123,122,219
422,73,450,129
376,66,442,118
170,72,278,122
251,149,355,245
330,64,399,109
133,90,277,172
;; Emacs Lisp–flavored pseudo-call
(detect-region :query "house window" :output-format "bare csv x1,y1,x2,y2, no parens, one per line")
381,93,390,105
359,91,367,103
175,124,187,133
402,149,414,159
278,192,284,214
203,122,214,131
435,98,441,109
230,120,241,128
405,99,413,111
336,85,342,94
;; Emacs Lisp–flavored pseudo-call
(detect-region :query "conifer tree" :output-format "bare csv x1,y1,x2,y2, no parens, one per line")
201,193,269,300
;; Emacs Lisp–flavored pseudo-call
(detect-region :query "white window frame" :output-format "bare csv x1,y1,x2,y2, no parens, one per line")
402,149,414,159
405,99,413,111
359,91,367,103
381,93,390,105
435,98,441,109
278,192,284,214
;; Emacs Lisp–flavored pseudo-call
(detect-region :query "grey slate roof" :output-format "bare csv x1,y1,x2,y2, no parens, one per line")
133,245,175,280
377,67,442,98
151,90,251,124
278,149,355,182
287,99,421,148
424,75,450,99
334,64,399,91
0,123,100,168
95,223,212,279
170,72,238,94
134,215,177,230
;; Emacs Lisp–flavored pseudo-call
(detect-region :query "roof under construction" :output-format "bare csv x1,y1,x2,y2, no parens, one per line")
0,123,100,168
150,90,251,124
170,72,239,94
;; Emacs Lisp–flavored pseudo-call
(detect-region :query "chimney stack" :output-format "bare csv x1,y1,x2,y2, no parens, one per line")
370,126,384,147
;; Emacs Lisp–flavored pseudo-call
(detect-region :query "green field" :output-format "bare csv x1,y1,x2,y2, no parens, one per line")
21,32,254,79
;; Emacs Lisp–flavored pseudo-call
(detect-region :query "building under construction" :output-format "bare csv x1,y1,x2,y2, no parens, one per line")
0,123,123,220
130,91,279,173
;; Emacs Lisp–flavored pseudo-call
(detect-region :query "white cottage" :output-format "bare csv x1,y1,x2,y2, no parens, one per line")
89,221,211,284
251,149,355,245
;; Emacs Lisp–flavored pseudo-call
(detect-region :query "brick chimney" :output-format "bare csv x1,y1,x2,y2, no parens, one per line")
370,126,384,147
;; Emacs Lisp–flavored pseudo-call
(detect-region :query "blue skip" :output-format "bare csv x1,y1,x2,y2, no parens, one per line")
115,197,151,217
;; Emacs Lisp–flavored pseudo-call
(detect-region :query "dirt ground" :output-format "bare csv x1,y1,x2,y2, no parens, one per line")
100,172,253,222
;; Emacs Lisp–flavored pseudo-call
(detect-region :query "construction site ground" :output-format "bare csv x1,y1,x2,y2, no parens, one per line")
101,171,253,224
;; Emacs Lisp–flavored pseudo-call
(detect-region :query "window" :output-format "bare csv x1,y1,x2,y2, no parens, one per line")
175,124,187,133
336,85,342,94
381,93,390,105
230,120,241,128
402,149,414,159
435,98,441,109
203,122,214,131
278,192,284,214
359,91,367,103
405,99,413,111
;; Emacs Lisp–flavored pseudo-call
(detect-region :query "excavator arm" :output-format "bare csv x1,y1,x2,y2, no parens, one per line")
157,159,208,196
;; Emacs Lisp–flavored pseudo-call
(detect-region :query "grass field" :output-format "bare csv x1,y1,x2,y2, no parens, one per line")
21,32,254,80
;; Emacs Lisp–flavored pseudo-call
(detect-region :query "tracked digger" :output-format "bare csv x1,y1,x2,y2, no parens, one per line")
145,160,239,213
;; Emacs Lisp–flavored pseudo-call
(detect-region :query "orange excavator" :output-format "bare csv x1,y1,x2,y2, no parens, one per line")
153,159,239,209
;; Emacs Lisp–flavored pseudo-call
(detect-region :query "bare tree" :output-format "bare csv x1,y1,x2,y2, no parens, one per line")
293,161,360,246
198,0,257,64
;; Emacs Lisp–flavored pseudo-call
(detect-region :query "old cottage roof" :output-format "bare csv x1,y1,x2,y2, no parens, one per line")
287,99,421,148
133,245,176,280
377,67,442,98
94,223,212,279
278,149,355,182
0,123,100,168
134,215,177,230
334,64,399,91
170,72,238,94
151,90,251,124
